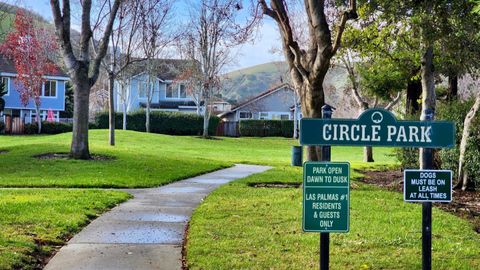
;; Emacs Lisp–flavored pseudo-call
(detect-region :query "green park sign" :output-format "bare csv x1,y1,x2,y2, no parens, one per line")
300,109,455,148
404,170,452,202
303,162,350,232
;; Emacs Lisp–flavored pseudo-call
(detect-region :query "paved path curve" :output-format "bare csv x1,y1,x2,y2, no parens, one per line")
45,164,271,270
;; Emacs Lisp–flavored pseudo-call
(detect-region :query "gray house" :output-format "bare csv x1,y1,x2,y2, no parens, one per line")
219,84,301,122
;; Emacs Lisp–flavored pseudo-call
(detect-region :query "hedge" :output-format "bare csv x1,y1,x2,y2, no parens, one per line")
95,111,220,136
239,120,294,137
25,121,74,134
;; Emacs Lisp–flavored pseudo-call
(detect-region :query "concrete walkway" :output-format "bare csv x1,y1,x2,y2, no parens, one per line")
45,164,271,270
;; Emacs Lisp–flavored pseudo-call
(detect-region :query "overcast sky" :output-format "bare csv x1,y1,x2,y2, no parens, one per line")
5,0,284,71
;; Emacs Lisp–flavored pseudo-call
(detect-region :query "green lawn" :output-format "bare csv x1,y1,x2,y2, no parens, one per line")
0,130,395,187
187,167,480,270
0,189,130,270
1,130,478,269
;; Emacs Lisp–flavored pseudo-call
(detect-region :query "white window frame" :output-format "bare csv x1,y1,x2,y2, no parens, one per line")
239,111,253,120
138,81,147,99
165,83,188,99
42,80,57,98
1,77,9,96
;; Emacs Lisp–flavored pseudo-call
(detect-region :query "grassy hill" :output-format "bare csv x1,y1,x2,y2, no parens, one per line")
222,61,356,117
222,61,289,104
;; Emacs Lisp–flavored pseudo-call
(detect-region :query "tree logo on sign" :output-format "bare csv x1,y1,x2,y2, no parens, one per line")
371,111,383,124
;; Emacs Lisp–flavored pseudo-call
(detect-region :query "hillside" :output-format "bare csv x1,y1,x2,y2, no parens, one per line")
222,61,358,118
222,62,289,104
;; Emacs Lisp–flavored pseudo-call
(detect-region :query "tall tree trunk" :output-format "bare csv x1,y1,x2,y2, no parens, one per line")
202,95,210,138
293,103,298,139
70,78,91,159
122,102,127,130
455,95,480,190
35,104,41,134
300,83,325,162
447,74,458,101
364,146,374,162
146,102,150,133
406,79,422,115
419,45,436,169
108,72,115,146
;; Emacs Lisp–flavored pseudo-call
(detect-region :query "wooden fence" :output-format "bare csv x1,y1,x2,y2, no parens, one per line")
216,121,239,137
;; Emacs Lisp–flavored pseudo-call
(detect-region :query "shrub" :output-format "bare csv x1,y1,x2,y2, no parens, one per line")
95,111,220,136
0,121,4,134
239,120,294,137
24,122,73,135
41,122,73,134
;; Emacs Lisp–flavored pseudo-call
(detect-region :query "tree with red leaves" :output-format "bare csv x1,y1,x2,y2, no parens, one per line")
1,10,58,133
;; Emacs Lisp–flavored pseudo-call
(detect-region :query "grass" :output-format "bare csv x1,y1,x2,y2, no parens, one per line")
1,130,478,269
0,189,130,270
186,160,480,269
0,130,395,187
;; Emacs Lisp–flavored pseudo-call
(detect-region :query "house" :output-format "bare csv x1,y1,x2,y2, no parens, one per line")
209,99,232,115
219,84,301,122
114,59,201,114
0,56,69,124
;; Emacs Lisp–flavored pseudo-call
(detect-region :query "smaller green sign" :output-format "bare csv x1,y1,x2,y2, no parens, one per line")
404,170,452,202
303,162,350,233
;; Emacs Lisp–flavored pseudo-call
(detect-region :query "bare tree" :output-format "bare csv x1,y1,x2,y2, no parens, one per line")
139,0,173,133
91,0,144,145
181,0,258,138
259,0,358,161
455,87,480,190
50,0,121,159
340,49,401,162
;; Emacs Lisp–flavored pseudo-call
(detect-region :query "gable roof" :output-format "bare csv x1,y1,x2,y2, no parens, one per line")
219,83,294,117
0,54,68,78
123,58,199,81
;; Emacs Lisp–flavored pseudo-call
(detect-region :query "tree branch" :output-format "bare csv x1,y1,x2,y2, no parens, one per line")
331,0,358,55
50,0,77,70
385,91,402,110
89,0,121,86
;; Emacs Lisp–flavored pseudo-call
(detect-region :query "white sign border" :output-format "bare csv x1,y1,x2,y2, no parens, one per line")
403,169,453,203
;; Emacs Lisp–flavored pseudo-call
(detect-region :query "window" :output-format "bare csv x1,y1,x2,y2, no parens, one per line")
259,112,269,120
138,81,147,98
281,114,290,120
179,84,187,98
1,77,9,95
43,80,56,97
239,112,252,119
166,83,174,98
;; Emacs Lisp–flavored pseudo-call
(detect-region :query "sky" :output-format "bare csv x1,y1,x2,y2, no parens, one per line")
5,0,285,71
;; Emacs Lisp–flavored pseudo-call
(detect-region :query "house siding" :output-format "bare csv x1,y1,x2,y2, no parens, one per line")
2,76,67,111
222,86,300,122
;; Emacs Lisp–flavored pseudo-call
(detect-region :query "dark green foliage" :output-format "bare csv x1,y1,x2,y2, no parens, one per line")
95,111,220,136
0,80,6,113
394,148,418,170
437,99,480,187
239,120,293,137
24,122,73,134
0,121,4,134
60,82,74,118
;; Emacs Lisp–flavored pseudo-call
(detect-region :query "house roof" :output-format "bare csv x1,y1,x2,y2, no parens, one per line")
0,54,69,78
219,83,294,117
125,58,199,81
140,100,201,109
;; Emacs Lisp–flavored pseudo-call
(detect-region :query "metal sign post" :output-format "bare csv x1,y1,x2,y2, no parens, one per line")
420,109,434,270
321,105,332,270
